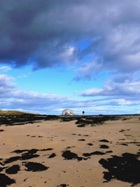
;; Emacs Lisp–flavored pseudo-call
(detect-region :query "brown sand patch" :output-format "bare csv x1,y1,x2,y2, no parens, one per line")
0,116,140,186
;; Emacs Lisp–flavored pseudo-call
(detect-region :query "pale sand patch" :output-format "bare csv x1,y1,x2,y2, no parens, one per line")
0,116,140,187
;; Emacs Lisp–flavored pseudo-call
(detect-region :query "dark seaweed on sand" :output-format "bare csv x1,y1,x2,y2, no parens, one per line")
1,111,137,129
0,112,59,126
24,162,49,172
75,115,118,127
99,152,140,186
6,165,20,174
62,150,84,161
0,173,15,187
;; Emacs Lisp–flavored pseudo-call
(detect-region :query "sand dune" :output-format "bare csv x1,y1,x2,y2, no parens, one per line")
0,116,140,187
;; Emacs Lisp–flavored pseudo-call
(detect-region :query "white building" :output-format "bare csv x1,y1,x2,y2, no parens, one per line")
62,109,75,116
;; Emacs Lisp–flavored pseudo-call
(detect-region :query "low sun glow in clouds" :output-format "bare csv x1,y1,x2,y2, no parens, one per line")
0,0,140,114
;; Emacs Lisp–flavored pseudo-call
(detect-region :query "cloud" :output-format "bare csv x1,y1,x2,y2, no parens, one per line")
0,74,16,97
1,73,139,114
117,99,140,106
0,1,140,115
0,0,140,77
81,76,140,99
0,74,68,113
80,72,140,114
74,59,103,80
0,66,12,72
0,73,84,114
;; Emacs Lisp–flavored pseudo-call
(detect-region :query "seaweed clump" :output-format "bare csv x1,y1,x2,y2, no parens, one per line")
99,152,140,186
76,115,117,127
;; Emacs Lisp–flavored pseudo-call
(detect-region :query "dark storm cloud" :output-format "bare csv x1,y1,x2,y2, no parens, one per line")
0,0,140,75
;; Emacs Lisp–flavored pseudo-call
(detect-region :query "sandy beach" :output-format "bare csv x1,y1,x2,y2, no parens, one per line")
0,116,140,187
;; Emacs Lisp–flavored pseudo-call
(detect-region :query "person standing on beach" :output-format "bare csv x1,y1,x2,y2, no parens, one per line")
82,111,85,115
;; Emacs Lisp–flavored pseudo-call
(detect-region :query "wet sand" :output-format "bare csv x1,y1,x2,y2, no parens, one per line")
0,116,140,187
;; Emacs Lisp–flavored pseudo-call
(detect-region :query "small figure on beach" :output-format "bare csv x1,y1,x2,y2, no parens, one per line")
82,111,85,115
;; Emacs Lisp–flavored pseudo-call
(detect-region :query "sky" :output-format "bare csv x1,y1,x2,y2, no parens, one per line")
0,0,140,115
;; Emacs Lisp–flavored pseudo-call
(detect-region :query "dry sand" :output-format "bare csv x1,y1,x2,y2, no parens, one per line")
0,116,140,187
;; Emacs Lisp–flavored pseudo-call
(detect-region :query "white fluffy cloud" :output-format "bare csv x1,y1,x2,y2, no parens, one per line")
0,74,16,97
81,78,140,98
0,74,66,113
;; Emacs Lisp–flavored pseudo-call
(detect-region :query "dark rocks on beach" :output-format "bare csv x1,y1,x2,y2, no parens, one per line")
120,143,128,146
99,152,140,186
24,162,49,172
6,165,20,174
87,143,93,146
83,151,105,157
12,149,29,154
0,112,119,127
0,173,15,186
11,148,55,161
106,150,113,154
4,149,42,168
77,124,86,127
78,139,86,141
21,153,39,160
75,116,118,127
117,141,140,146
66,146,75,149
99,139,109,143
4,156,21,164
0,113,60,126
5,150,40,164
57,184,69,187
26,149,38,154
100,145,109,149
20,149,39,160
48,153,56,158
62,150,84,161
41,148,53,151
0,164,4,172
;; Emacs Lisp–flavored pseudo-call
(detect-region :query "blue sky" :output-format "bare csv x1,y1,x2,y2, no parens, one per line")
0,0,140,115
